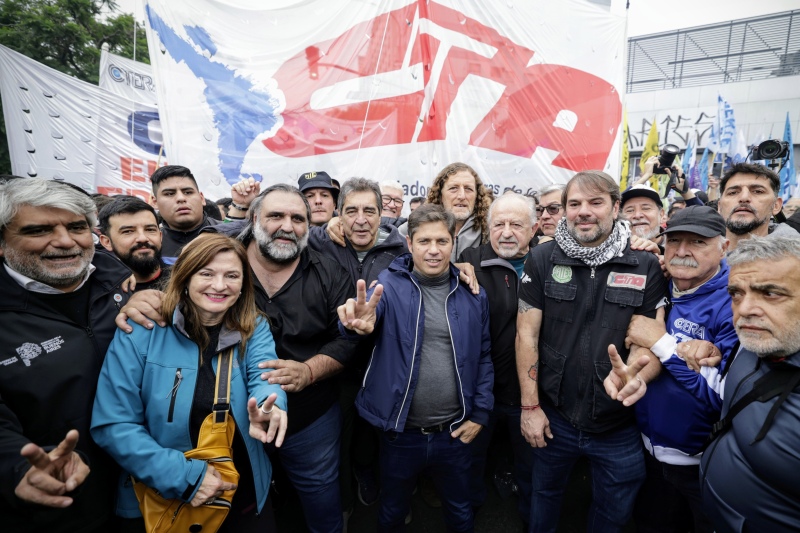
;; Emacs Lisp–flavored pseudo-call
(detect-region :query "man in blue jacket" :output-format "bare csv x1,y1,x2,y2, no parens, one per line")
338,203,494,532
624,206,738,533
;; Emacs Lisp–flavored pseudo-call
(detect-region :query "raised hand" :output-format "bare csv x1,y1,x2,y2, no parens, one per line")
337,279,383,335
15,430,91,508
247,394,287,447
604,344,650,406
231,177,261,209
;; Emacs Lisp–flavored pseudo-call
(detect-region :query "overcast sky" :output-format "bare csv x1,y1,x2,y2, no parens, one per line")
112,0,799,36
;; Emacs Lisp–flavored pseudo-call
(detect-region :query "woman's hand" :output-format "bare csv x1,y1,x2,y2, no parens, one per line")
190,464,237,507
247,394,288,447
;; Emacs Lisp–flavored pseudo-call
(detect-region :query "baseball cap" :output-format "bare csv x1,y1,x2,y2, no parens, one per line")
297,171,338,201
661,205,726,238
621,184,663,208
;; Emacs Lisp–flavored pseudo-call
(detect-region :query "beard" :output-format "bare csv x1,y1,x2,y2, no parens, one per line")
495,238,521,259
114,242,162,277
725,204,770,235
3,244,94,289
736,317,800,359
567,215,613,245
631,223,661,240
253,222,308,264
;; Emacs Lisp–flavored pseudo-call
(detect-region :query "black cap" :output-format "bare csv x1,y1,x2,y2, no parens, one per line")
297,171,338,200
621,185,663,208
662,205,726,238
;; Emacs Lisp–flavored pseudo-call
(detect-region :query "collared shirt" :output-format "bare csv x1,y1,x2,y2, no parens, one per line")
3,262,96,294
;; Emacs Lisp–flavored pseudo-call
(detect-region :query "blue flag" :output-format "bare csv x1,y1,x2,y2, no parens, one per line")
780,113,796,201
699,147,710,191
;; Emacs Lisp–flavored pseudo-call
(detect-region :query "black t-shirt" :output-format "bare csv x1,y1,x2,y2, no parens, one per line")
189,324,257,521
27,282,91,327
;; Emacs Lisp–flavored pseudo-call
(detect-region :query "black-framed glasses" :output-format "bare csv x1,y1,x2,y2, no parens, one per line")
536,203,562,215
381,195,404,206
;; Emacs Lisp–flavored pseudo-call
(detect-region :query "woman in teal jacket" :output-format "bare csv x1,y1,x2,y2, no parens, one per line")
91,233,287,532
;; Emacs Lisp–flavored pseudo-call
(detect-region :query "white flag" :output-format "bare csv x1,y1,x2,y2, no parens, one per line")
143,0,628,198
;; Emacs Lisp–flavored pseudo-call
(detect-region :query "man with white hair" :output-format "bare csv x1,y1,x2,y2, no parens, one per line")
620,185,664,243
536,184,565,239
459,193,538,525
701,235,800,533
0,178,132,533
623,206,738,533
379,180,406,220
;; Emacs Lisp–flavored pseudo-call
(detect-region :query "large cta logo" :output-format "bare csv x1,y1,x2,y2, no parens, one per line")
265,1,621,171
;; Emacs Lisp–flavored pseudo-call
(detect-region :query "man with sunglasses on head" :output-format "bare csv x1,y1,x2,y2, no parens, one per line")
536,185,566,242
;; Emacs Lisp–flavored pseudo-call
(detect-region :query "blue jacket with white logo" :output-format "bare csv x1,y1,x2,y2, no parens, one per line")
635,261,739,463
340,254,494,432
91,310,286,518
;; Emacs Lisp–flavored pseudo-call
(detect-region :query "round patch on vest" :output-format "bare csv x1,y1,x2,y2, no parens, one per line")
552,265,572,283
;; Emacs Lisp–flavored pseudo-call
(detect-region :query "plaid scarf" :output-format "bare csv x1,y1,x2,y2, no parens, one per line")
554,218,631,267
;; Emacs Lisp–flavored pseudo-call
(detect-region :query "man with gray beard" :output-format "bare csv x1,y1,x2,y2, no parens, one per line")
701,235,800,533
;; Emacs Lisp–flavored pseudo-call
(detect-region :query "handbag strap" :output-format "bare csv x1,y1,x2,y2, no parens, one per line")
211,346,235,430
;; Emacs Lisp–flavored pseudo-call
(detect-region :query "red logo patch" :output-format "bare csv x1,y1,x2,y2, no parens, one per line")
607,273,646,289
264,1,621,171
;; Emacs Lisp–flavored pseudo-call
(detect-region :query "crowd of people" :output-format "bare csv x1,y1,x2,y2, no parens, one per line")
0,159,799,533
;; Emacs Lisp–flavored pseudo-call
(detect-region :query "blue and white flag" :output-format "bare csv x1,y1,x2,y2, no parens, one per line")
698,147,710,191
780,113,796,201
731,129,748,164
709,94,736,155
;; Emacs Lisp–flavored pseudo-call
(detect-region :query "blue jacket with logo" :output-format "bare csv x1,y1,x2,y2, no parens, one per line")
635,261,739,463
91,310,286,518
340,254,494,432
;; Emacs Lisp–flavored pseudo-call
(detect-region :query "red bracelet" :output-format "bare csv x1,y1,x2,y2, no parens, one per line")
303,361,315,384
520,404,540,410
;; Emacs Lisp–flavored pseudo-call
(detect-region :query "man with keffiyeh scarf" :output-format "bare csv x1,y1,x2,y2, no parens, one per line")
516,170,668,533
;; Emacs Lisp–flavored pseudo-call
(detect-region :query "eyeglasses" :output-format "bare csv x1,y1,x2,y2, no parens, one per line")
381,195,404,206
536,203,563,216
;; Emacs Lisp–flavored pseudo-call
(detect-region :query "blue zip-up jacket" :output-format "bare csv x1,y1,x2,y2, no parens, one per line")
91,310,286,518
340,254,494,432
635,261,738,463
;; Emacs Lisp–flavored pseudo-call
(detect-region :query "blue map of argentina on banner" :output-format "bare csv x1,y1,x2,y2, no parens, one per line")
145,4,282,195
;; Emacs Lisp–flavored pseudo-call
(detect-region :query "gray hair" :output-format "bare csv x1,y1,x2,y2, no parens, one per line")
338,177,382,212
538,183,566,197
488,192,537,227
379,180,404,195
0,179,97,235
240,183,311,242
727,235,800,267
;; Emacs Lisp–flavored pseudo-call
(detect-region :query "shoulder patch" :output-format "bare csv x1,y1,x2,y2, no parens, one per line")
551,265,572,283
607,272,646,289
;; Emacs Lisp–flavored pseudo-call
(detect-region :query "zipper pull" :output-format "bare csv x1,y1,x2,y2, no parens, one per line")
591,267,595,279
165,370,183,399
504,274,509,288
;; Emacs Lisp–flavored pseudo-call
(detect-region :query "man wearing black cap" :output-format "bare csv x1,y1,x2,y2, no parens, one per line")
298,171,339,227
620,185,664,243
623,206,739,533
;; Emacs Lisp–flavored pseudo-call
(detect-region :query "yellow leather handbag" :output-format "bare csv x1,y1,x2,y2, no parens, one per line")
133,348,240,533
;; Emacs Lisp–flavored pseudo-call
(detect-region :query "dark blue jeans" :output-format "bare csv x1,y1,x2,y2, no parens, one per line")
278,403,343,533
530,406,645,533
378,429,473,532
469,403,533,523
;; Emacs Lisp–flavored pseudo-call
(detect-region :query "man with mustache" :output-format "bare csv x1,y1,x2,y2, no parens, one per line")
700,235,800,533
716,162,798,251
516,171,667,532
117,183,357,533
623,206,739,533
0,178,132,533
98,197,169,291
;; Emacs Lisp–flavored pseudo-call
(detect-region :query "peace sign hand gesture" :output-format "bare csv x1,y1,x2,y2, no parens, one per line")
338,279,383,335
603,344,651,407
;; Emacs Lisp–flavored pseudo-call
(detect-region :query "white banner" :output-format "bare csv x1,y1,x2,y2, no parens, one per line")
99,49,159,106
144,0,627,200
0,44,162,201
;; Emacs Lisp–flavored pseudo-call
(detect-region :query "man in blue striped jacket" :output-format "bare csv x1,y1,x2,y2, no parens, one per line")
625,206,739,533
